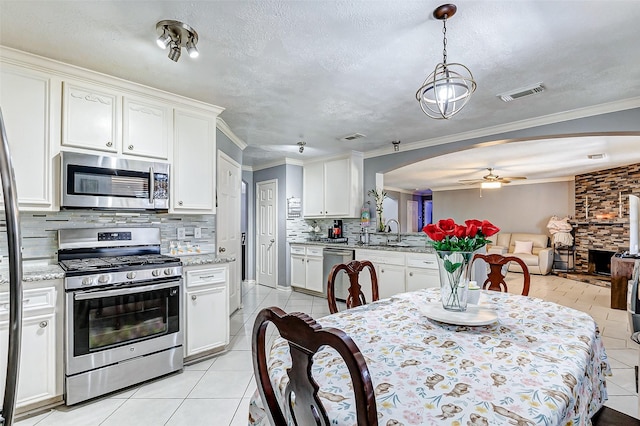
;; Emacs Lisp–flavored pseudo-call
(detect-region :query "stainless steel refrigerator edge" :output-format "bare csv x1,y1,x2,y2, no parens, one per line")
0,108,24,426
322,248,354,300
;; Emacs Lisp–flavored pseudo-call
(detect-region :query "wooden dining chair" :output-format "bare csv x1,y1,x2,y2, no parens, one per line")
327,260,379,314
252,307,378,426
472,253,531,296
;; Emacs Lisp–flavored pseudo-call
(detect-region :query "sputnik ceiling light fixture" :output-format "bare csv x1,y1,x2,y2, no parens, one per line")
156,20,199,62
297,141,306,153
416,4,476,119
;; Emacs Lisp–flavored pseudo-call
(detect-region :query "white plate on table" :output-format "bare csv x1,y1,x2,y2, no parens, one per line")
419,303,498,326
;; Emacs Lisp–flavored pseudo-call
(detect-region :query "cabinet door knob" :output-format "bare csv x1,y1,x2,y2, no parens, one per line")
381,269,385,273
178,201,183,206
39,321,48,328
106,141,113,147
218,247,226,253
128,145,134,150
191,295,197,301
409,272,413,277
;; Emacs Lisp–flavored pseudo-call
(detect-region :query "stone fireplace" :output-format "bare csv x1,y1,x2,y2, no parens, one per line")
573,163,640,274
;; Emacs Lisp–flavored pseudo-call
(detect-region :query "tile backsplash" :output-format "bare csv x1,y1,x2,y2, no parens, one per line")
0,211,217,264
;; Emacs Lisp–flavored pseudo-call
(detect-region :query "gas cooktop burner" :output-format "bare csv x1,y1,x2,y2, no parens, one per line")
60,254,181,273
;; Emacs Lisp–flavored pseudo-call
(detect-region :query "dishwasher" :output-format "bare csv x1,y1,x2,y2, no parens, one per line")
323,248,355,301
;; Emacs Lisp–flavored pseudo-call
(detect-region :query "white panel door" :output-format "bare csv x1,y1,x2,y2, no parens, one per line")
257,180,277,288
217,151,242,313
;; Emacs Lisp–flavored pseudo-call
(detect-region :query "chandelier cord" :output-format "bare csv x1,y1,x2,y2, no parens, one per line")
442,14,448,65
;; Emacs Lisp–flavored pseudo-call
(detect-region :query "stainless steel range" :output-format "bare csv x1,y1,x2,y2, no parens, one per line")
58,227,183,405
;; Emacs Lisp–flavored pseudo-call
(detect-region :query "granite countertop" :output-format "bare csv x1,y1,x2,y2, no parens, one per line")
296,241,435,254
0,263,66,284
0,254,236,285
179,254,236,267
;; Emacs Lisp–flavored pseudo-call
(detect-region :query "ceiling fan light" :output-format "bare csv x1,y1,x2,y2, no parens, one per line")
481,181,502,189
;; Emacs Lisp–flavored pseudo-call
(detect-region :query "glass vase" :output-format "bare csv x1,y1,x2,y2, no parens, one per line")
377,212,385,232
435,251,473,311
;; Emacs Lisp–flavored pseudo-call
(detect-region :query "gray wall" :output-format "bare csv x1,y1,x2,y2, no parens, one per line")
433,181,575,234
253,164,288,287
216,129,243,165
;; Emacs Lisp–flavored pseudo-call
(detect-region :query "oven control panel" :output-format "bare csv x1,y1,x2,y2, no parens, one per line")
64,265,183,290
98,232,132,241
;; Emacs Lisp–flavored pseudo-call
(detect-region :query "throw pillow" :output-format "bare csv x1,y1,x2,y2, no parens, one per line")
513,240,533,254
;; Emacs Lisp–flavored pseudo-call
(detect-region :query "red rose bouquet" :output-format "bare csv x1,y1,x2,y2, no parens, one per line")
423,218,500,252
423,218,500,311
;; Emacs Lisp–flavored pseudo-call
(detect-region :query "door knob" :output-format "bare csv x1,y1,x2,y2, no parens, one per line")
270,239,275,243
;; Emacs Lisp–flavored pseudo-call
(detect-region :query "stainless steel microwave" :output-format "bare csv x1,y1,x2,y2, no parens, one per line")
61,152,170,211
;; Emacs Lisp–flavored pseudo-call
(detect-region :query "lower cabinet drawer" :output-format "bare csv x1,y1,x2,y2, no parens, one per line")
406,254,438,270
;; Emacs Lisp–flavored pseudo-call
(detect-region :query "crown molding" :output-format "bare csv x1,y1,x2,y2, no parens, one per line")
216,117,247,150
250,157,303,172
364,96,640,159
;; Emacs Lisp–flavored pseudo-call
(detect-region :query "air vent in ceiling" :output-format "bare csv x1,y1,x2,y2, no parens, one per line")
497,82,545,102
340,133,366,141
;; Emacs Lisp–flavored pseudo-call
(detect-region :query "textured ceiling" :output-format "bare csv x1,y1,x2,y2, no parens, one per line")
1,1,640,188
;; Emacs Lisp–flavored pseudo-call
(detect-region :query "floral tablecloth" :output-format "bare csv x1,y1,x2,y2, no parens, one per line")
249,289,611,425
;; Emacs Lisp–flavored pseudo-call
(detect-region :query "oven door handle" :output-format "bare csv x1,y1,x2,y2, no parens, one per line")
74,281,178,301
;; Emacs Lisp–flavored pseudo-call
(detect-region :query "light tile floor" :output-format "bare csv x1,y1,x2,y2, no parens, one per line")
16,273,639,425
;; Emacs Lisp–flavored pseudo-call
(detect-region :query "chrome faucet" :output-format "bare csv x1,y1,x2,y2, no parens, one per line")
385,218,401,243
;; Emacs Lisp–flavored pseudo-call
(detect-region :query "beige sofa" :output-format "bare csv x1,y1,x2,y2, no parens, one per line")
488,233,553,275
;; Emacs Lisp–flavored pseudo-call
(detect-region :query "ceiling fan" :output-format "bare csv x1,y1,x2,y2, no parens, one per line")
458,168,527,186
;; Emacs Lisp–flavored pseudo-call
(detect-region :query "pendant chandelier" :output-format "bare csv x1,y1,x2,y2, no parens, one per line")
416,4,476,119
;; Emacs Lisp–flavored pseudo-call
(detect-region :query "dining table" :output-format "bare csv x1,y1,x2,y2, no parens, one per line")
249,288,611,425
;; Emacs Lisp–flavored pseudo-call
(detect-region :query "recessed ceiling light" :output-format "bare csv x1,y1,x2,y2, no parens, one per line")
588,153,606,160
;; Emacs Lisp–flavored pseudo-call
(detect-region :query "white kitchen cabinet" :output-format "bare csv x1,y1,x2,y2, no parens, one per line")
406,253,440,292
356,249,405,300
0,62,57,210
303,152,363,218
172,108,216,214
290,245,324,294
355,249,439,299
62,80,119,153
184,265,229,360
122,95,171,159
302,162,324,216
0,286,57,409
306,253,324,293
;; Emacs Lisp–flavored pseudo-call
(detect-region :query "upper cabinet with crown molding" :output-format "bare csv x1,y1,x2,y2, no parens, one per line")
303,152,364,218
0,62,59,211
62,81,171,160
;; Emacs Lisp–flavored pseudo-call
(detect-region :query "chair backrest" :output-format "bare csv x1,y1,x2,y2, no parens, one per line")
472,253,531,296
252,307,378,426
327,260,379,314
